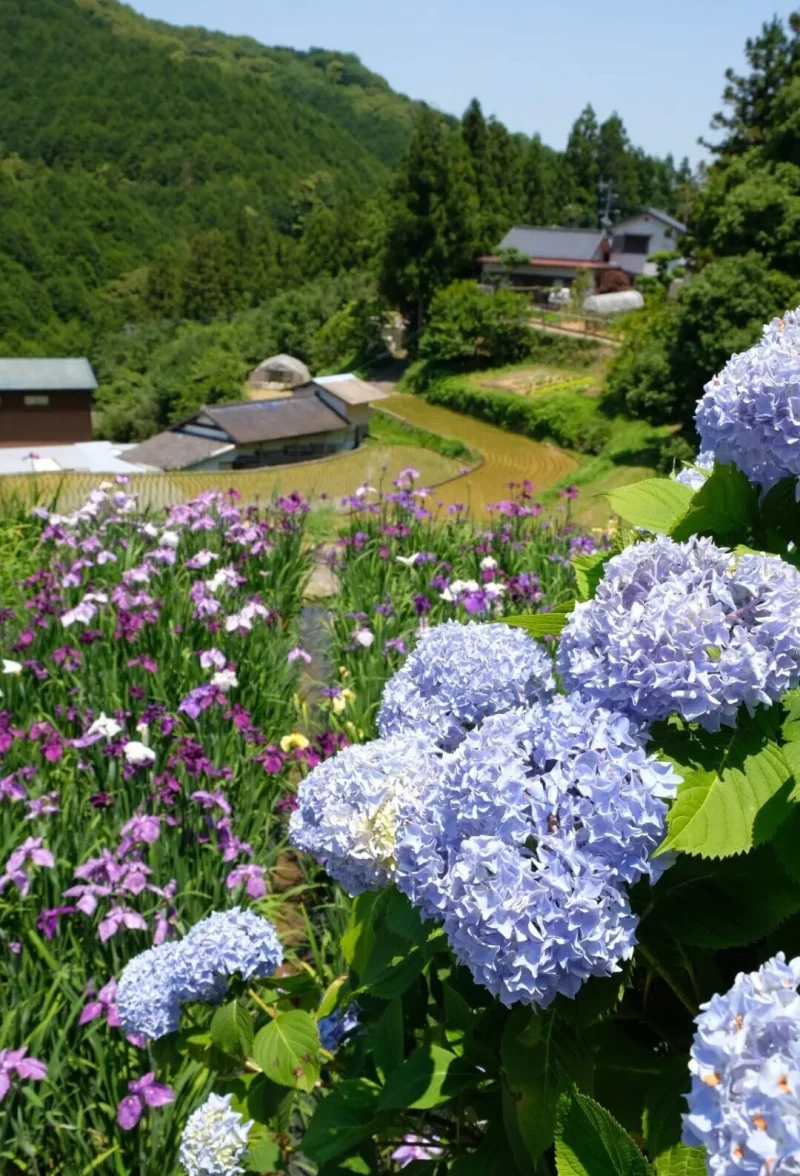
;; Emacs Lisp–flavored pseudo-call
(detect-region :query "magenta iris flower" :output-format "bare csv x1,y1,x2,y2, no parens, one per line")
116,1072,174,1130
0,1047,47,1102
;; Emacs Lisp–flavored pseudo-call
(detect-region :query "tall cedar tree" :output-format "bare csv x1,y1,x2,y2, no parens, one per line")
561,104,600,225
380,109,480,332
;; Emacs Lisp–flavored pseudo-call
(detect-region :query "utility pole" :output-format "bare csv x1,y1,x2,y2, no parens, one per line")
597,179,620,241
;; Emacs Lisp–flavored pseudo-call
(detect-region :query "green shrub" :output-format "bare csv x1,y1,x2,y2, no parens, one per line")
419,280,532,365
422,377,611,454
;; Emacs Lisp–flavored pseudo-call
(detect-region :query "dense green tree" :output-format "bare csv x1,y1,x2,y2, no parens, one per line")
182,231,238,322
561,104,600,225
419,280,531,365
705,14,800,157
604,253,800,425
598,114,641,215
380,109,480,332
522,135,560,224
145,246,184,320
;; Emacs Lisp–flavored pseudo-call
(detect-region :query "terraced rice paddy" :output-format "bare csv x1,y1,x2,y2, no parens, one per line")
383,394,578,514
0,444,463,513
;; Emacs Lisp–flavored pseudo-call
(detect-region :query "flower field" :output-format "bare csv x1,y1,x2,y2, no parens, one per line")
9,307,800,1176
0,472,593,1174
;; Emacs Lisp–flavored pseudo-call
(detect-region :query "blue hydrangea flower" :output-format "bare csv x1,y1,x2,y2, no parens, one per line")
675,449,715,491
683,952,800,1175
318,1004,360,1053
180,1092,253,1176
289,736,442,895
558,535,800,729
695,310,800,496
395,695,678,1007
117,909,283,1040
116,942,184,1040
179,908,284,996
377,620,555,750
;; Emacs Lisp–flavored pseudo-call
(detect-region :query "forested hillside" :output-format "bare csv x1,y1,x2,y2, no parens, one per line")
0,0,421,355
0,0,693,438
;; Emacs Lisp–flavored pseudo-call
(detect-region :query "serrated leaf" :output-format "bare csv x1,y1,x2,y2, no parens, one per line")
360,934,427,999
655,1145,707,1176
210,999,254,1058
654,715,791,859
642,1057,691,1161
634,913,701,1014
572,552,612,601
500,608,572,637
555,1090,649,1176
377,1043,480,1110
317,976,348,1021
671,463,759,543
369,997,403,1083
606,478,694,534
650,847,800,948
252,1010,320,1093
341,891,384,978
300,1079,381,1165
245,1132,282,1173
502,1008,591,1162
758,475,800,552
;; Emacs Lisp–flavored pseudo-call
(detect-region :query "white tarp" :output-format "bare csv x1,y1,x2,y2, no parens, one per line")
582,290,645,316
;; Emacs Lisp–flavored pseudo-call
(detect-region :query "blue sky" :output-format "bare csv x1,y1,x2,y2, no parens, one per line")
131,0,795,163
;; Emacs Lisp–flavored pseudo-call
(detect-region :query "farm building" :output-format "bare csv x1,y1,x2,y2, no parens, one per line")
125,363,389,473
0,358,97,446
480,208,686,291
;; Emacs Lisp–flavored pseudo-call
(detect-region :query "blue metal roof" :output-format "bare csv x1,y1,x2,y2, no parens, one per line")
498,226,604,262
0,358,98,392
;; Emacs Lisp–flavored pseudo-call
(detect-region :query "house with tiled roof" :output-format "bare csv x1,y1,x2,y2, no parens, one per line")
125,360,389,472
480,208,686,292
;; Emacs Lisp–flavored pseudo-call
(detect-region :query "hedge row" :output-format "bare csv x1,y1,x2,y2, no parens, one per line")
422,378,611,455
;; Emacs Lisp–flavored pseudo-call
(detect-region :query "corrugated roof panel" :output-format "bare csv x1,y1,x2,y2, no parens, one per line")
0,358,98,392
314,374,390,406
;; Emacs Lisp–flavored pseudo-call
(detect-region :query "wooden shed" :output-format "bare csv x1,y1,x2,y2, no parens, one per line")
0,358,97,447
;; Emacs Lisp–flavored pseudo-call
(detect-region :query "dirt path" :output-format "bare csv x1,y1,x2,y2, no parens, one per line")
529,320,621,347
382,393,577,515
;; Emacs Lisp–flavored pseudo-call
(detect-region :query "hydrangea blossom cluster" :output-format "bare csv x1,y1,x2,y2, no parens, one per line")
558,535,800,729
377,620,555,750
289,736,442,894
318,1004,360,1053
180,1093,253,1176
395,694,678,1006
675,449,716,491
683,953,800,1175
695,309,800,497
117,908,283,1040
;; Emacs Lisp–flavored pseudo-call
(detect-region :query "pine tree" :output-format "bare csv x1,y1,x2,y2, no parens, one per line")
380,108,480,332
705,14,800,157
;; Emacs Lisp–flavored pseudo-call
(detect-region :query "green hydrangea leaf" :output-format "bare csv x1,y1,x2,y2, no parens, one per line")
654,713,791,859
555,1089,650,1176
252,1010,320,1093
606,478,694,534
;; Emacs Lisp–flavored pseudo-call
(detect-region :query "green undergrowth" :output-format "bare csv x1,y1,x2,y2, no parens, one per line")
367,408,478,464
